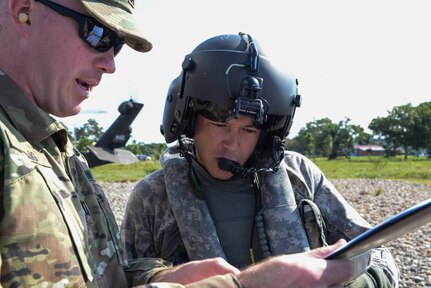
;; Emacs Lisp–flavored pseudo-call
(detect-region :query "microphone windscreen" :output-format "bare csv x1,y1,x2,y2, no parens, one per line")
218,158,235,172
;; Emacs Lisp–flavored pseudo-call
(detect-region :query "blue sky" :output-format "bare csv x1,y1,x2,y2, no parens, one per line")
59,0,431,144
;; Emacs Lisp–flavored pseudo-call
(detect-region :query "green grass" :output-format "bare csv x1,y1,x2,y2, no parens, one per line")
91,156,431,185
310,156,431,185
91,160,160,182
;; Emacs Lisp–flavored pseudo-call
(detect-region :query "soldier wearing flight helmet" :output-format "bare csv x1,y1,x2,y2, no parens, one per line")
122,32,399,287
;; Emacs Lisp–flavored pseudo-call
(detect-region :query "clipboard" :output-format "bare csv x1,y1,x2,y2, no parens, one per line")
325,198,431,260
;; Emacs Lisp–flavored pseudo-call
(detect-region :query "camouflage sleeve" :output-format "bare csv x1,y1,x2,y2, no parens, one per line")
121,171,169,260
346,266,393,288
124,258,173,286
284,151,372,242
367,248,399,287
121,169,184,263
122,171,181,284
284,151,399,286
309,165,400,286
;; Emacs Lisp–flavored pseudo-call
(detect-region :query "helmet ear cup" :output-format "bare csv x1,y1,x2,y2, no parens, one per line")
161,76,184,143
161,56,196,143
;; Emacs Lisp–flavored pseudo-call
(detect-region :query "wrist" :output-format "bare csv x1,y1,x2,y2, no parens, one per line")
149,268,172,283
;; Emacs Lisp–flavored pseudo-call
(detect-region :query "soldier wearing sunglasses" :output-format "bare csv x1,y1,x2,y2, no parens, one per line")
0,0,235,287
0,0,149,286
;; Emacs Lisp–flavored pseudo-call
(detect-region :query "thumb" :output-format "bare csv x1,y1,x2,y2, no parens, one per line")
309,239,347,258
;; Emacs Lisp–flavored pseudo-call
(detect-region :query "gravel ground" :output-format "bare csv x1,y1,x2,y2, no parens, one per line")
101,179,431,287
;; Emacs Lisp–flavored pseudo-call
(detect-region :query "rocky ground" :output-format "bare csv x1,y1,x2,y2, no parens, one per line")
101,179,431,287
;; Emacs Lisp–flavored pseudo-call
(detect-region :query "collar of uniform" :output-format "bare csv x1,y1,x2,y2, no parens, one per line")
0,72,66,145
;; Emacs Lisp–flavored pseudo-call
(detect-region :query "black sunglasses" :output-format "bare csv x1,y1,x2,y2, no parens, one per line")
35,0,124,56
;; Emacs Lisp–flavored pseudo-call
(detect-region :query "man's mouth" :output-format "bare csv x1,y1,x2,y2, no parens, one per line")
76,79,94,92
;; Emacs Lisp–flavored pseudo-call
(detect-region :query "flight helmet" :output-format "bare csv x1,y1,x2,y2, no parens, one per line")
160,32,301,169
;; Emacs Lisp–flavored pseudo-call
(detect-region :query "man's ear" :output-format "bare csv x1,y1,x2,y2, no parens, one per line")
8,0,32,26
7,0,33,38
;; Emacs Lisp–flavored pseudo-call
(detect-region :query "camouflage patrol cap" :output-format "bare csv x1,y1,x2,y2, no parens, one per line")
80,0,152,52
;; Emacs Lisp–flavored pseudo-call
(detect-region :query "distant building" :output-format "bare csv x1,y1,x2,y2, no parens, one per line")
352,144,385,156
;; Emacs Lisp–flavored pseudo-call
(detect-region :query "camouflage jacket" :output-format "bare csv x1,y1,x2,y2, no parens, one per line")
0,72,187,287
122,145,400,287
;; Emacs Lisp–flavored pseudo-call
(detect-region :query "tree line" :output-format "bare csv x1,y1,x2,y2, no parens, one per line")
285,101,431,160
67,101,430,161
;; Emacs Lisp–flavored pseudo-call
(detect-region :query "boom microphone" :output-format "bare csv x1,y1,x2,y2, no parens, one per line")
218,158,244,175
218,157,278,178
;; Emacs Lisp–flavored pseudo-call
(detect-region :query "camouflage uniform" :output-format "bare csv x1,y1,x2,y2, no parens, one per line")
0,72,188,287
122,145,400,287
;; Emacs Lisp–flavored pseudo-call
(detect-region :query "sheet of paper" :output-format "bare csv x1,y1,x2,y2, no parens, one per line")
325,198,431,260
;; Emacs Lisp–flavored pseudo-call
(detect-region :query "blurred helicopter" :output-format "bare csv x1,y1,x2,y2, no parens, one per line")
85,99,143,168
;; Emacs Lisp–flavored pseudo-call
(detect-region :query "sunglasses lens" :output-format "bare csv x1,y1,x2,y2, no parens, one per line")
81,20,120,53
113,40,125,56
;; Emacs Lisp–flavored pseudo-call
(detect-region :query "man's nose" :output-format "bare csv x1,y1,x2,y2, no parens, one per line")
222,130,240,151
96,50,116,74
